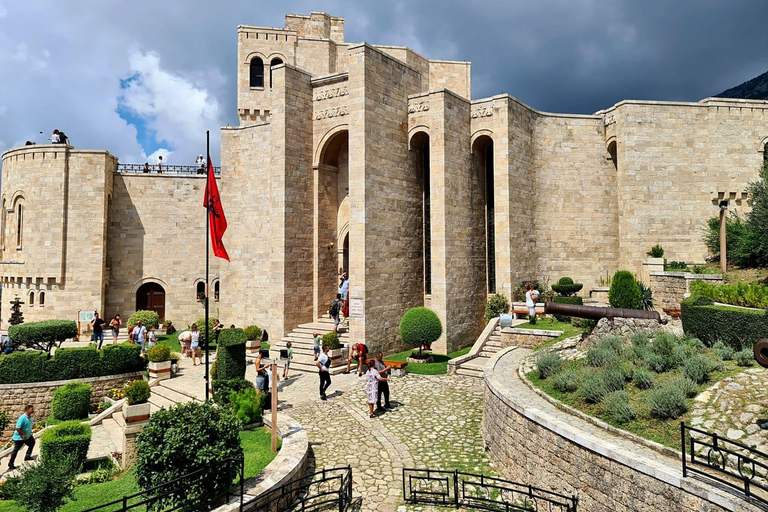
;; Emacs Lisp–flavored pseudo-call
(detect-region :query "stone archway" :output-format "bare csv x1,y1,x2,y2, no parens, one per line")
136,282,166,320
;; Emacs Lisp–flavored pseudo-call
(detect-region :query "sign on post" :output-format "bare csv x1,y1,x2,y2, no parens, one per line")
349,297,364,319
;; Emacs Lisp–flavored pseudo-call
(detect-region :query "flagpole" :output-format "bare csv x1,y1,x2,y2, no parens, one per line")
204,130,210,401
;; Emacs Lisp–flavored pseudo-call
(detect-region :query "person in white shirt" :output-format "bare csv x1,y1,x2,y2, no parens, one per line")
316,345,332,400
133,320,148,356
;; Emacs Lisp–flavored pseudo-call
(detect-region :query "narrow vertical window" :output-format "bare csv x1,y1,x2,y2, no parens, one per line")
196,281,205,301
39,291,45,306
214,280,220,301
486,143,495,294
424,145,431,295
16,203,23,249
250,58,264,88
29,291,34,306
269,58,283,89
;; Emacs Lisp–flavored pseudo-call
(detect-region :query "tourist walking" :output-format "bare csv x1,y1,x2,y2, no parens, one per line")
109,314,121,344
7,405,35,471
282,341,293,379
133,320,148,356
91,311,106,350
338,272,350,323
375,352,393,411
190,324,201,366
365,360,384,418
317,345,332,400
313,332,322,361
329,293,343,333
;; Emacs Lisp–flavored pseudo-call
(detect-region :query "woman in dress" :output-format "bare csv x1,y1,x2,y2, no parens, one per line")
109,314,121,344
365,359,385,418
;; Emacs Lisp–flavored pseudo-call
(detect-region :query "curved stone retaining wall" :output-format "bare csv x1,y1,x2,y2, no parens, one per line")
483,347,759,512
0,372,143,438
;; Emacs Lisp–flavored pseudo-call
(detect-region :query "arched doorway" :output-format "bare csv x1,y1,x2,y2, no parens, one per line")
472,135,495,293
136,282,165,320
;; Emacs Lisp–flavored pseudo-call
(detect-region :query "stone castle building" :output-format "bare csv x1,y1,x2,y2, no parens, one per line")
1,12,767,355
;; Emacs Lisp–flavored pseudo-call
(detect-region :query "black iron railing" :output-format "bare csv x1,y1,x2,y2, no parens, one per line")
249,466,353,512
116,163,221,175
682,423,768,506
80,456,244,512
402,468,578,512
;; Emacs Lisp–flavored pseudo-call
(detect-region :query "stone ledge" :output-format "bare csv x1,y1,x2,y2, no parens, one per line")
0,371,144,390
502,328,562,338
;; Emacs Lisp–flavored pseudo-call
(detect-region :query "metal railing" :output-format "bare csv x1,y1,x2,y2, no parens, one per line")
80,456,244,512
249,466,353,512
682,423,768,506
116,163,221,175
403,468,578,512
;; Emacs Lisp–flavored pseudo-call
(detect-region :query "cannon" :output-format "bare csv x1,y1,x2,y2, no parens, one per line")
754,339,768,369
544,301,662,322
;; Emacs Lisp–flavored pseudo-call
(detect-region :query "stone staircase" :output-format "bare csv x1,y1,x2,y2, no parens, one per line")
454,324,506,378
260,315,350,375
148,379,200,413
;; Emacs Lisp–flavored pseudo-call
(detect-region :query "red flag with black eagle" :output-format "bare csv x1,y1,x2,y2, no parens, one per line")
204,157,230,261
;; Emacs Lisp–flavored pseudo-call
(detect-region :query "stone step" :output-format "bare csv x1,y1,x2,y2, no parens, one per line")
148,391,176,411
486,340,502,348
461,356,492,370
151,384,192,405
87,424,116,461
112,410,126,428
455,367,484,378
101,417,123,453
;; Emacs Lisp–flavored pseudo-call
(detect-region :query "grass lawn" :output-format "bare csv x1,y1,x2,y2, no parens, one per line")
0,427,278,511
514,318,585,350
157,331,217,354
385,346,472,375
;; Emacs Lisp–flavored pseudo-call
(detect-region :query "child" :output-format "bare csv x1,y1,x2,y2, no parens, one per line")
313,332,322,361
283,341,294,379
147,327,157,349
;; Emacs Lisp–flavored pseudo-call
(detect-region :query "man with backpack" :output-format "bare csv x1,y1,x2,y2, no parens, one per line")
329,293,343,333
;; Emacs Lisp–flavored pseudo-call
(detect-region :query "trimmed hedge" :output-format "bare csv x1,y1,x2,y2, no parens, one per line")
551,277,583,297
128,310,160,329
0,342,144,384
40,420,91,468
400,308,442,347
51,382,92,421
681,297,768,349
8,320,78,352
216,328,247,381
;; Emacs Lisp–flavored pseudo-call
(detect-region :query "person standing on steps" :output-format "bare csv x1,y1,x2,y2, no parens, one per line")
282,341,293,379
7,405,35,471
317,345,332,400
329,293,343,333
109,314,121,344
375,352,393,411
91,311,106,350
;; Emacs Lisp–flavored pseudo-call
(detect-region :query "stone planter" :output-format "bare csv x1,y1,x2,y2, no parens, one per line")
245,339,261,355
123,402,151,424
329,347,346,367
148,360,171,381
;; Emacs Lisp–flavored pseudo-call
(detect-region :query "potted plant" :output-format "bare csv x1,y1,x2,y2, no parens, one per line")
123,380,151,423
147,344,172,381
322,332,344,366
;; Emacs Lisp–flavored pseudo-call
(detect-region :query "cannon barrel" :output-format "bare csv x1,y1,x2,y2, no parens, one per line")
544,301,662,322
754,339,768,369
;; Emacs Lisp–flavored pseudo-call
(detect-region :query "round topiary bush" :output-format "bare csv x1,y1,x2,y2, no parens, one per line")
51,382,92,421
484,294,510,322
135,401,243,511
243,325,262,341
608,270,642,310
400,307,442,355
146,344,171,363
551,277,583,297
40,420,92,469
124,379,150,405
128,310,160,330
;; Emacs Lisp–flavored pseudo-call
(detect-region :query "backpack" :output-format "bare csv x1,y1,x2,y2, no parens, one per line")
329,299,341,317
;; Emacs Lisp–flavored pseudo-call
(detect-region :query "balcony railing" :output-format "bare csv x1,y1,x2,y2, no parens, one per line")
116,163,221,175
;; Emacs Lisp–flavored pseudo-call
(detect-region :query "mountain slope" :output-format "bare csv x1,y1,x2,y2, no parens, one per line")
715,70,768,100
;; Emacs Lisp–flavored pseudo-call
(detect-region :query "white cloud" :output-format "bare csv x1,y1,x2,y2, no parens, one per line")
0,5,7,19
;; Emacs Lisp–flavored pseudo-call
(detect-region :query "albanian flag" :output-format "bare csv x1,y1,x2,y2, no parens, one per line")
204,157,230,261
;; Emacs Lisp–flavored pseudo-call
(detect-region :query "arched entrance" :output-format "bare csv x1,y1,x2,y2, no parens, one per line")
136,282,165,320
315,129,349,317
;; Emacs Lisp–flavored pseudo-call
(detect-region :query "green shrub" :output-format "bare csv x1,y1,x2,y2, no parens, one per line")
322,331,341,349
216,328,247,381
194,316,219,346
12,455,79,512
666,260,688,271
632,368,654,389
243,325,262,341
9,320,78,352
651,333,676,358
551,368,581,393
128,310,160,330
690,279,768,309
484,293,511,322
580,375,608,404
49,347,100,380
51,382,92,421
135,402,243,511
598,335,625,355
551,277,583,297
586,347,619,367
602,366,626,393
400,308,443,355
40,421,91,469
230,388,265,425
603,391,637,424
647,384,688,419
647,244,664,258
608,271,642,310
212,378,254,407
0,409,9,432
638,281,654,311
101,342,145,375
146,344,171,362
681,297,768,349
0,351,48,384
671,377,698,398
124,379,150,405
536,353,562,379
672,344,694,367
735,349,754,367
682,355,717,384
712,341,735,361
645,353,673,373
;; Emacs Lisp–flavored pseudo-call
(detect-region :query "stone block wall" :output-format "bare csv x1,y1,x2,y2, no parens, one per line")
0,372,143,440
649,271,723,311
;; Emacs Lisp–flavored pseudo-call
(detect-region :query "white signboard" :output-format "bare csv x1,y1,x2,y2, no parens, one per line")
349,297,364,319
79,310,95,323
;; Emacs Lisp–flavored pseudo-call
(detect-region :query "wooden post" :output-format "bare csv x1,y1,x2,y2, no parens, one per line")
719,206,727,273
271,361,278,452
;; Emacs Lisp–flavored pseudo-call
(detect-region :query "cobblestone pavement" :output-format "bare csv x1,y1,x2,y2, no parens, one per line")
271,369,494,512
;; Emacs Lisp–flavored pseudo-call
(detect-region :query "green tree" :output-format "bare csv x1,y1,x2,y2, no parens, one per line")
399,307,442,356
608,271,642,310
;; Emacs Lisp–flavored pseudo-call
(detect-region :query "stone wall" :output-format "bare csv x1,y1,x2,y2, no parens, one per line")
0,372,143,439
484,349,758,512
588,317,665,340
500,328,562,349
649,271,724,311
